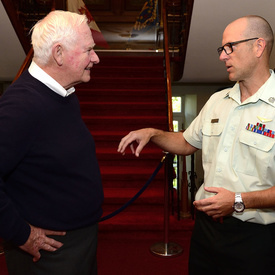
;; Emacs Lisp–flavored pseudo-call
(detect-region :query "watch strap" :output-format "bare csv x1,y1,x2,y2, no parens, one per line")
235,193,243,203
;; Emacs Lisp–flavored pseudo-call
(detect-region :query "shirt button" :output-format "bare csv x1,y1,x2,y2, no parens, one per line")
224,147,228,152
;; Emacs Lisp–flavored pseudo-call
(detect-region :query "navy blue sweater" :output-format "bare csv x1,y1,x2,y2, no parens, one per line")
0,71,103,245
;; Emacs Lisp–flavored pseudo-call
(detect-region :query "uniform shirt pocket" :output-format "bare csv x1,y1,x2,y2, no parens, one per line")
202,122,224,163
237,129,275,176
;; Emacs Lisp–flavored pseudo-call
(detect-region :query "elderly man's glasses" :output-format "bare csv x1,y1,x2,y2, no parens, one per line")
217,37,259,56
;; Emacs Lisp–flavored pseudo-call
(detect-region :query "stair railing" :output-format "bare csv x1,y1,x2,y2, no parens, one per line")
180,0,194,77
1,0,32,54
150,5,183,258
162,2,192,221
163,7,173,132
12,47,33,83
164,0,194,81
2,0,65,83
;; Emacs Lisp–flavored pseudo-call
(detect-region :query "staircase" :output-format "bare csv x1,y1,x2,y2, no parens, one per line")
76,54,170,232
0,51,195,275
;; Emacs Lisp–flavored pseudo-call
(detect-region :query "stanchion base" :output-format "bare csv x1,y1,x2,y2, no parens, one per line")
150,242,183,257
180,211,191,219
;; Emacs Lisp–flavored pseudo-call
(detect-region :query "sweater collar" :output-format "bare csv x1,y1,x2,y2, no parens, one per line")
28,61,75,97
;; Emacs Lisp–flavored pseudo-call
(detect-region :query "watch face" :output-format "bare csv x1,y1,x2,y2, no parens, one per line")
234,202,245,213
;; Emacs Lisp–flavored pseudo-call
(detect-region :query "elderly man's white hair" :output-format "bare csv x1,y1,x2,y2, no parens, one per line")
31,10,88,65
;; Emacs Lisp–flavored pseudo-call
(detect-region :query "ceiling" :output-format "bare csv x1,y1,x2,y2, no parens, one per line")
1,0,275,83
182,0,275,83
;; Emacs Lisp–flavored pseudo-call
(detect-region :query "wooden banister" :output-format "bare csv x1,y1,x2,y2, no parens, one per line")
8,0,65,83
163,7,174,132
12,47,33,83
1,0,31,54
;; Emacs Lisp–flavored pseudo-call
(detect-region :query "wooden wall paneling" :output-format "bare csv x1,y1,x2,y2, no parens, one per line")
85,0,143,23
85,0,112,10
124,0,145,11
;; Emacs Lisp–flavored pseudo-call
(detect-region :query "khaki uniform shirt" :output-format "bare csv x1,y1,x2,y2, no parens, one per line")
183,70,275,224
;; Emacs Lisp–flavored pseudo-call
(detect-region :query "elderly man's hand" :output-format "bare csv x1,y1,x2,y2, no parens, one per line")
19,224,66,262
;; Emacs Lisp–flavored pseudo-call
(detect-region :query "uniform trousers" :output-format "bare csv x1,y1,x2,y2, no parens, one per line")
189,211,275,275
4,223,98,275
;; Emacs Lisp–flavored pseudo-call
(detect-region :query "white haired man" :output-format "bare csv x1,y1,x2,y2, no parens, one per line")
1,10,103,275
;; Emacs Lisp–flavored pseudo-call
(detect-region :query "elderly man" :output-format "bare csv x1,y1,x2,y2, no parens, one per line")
118,15,275,274
1,10,103,275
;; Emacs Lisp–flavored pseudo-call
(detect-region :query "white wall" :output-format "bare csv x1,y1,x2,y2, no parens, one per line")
0,2,26,81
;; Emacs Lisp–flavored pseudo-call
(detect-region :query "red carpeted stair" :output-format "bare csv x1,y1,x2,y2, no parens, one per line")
76,55,168,228
0,54,194,274
77,54,194,274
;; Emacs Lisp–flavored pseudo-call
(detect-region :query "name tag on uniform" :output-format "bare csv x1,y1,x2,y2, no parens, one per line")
211,118,219,123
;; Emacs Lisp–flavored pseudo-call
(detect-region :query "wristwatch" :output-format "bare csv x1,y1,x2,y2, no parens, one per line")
233,193,245,213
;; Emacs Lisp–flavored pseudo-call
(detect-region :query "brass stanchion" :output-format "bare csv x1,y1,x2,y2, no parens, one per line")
150,153,183,257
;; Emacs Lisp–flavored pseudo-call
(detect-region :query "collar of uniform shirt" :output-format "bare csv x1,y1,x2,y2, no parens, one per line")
28,61,75,97
225,69,274,105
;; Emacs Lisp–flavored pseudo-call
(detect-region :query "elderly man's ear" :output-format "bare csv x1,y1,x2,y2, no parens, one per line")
52,44,63,66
